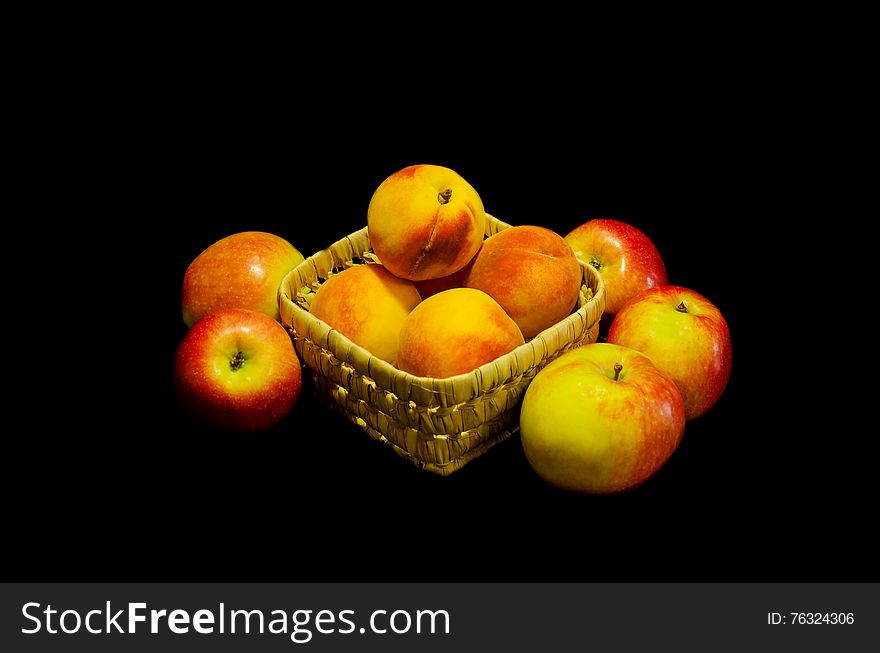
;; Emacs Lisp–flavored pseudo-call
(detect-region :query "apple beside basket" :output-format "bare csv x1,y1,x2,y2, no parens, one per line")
278,214,606,475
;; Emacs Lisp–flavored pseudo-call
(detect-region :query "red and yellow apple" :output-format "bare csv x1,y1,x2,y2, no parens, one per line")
309,264,422,366
397,288,525,378
519,342,685,494
181,231,304,327
367,164,486,281
173,308,302,431
463,225,582,339
607,285,732,421
565,219,667,329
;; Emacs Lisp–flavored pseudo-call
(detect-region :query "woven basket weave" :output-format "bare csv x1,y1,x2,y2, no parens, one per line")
278,214,606,475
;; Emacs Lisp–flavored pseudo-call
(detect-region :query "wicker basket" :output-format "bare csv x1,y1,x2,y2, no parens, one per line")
278,214,606,475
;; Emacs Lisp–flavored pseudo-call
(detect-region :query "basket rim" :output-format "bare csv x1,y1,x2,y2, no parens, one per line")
278,213,606,396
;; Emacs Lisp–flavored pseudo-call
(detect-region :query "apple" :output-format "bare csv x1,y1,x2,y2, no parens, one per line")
173,308,302,432
607,285,732,421
565,219,668,329
519,342,685,494
181,231,304,327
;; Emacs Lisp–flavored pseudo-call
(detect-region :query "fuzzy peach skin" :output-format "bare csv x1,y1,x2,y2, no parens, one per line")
367,164,486,281
397,288,525,378
309,264,421,366
462,225,582,339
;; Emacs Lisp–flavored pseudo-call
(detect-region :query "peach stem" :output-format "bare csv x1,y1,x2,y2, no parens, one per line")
437,188,452,205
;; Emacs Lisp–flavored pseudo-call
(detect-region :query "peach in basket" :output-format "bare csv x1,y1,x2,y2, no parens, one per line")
396,288,525,378
463,225,582,339
367,164,486,281
278,215,606,475
309,264,421,367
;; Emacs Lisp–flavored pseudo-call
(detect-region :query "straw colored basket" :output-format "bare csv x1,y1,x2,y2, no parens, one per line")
279,214,605,475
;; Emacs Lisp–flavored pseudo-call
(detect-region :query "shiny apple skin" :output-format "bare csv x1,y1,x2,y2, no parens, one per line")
173,308,302,432
181,231,304,327
607,285,732,421
565,219,668,320
520,342,685,494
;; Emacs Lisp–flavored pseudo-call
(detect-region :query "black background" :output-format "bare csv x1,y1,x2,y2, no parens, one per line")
7,50,871,586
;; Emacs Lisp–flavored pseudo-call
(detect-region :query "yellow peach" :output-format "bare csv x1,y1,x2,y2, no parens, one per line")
367,164,486,281
397,288,525,378
463,225,582,339
309,264,421,366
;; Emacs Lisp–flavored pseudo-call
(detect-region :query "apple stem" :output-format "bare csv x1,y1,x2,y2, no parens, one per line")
438,188,452,205
613,363,623,381
676,301,688,313
229,351,246,371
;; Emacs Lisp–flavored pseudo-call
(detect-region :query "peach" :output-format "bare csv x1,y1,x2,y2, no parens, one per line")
397,288,525,378
309,264,421,366
367,164,486,281
462,225,582,339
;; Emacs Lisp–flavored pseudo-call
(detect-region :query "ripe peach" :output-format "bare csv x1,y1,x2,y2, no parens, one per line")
309,264,421,366
462,225,582,339
367,164,486,281
397,288,525,378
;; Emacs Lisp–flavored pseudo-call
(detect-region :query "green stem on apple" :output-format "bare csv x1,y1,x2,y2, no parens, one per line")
613,363,623,382
676,301,688,313
229,351,246,371
437,188,453,205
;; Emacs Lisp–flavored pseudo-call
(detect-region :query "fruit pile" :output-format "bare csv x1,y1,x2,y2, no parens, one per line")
172,164,731,494
311,165,586,377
